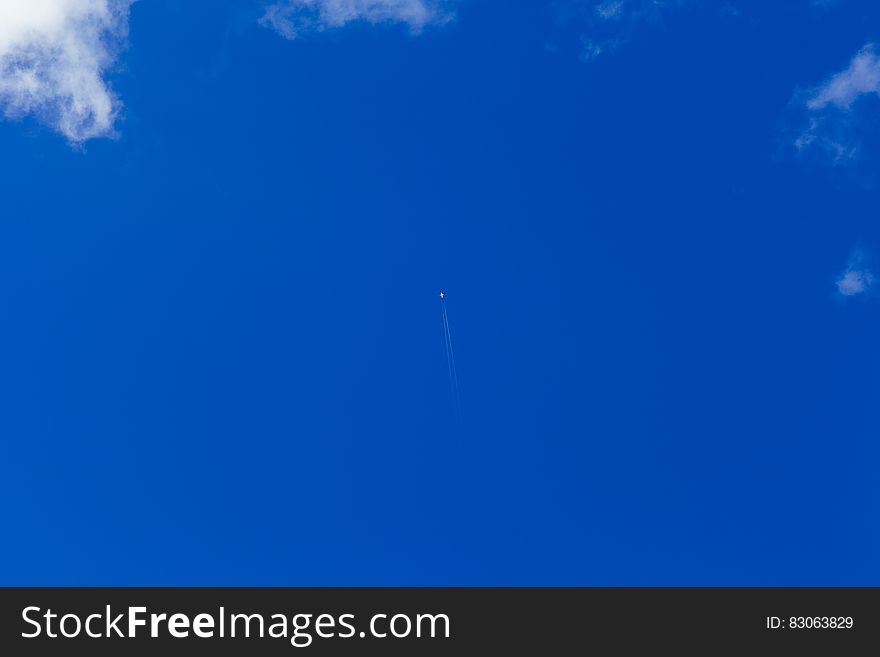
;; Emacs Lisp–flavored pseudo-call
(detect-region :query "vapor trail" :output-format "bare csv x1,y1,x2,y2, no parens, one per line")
441,295,462,420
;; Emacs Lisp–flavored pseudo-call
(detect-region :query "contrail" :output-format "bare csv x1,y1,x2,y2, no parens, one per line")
440,293,462,421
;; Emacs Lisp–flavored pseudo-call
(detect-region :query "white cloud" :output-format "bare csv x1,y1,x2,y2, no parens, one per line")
559,0,689,63
795,44,880,163
0,0,130,143
836,251,875,297
837,269,872,296
261,0,452,39
807,45,880,111
595,1,625,20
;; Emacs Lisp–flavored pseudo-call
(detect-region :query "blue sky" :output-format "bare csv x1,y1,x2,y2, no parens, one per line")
1,0,880,585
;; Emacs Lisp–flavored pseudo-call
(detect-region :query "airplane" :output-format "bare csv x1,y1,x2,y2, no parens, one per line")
439,292,445,300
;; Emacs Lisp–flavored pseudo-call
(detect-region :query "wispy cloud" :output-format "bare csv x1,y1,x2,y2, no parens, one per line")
836,250,875,297
794,44,880,164
557,0,689,63
807,46,880,111
260,0,453,39
0,0,131,143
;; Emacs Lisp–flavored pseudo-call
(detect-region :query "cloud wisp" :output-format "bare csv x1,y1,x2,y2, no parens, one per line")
558,0,688,63
836,251,875,298
794,44,880,164
0,0,131,143
260,0,453,40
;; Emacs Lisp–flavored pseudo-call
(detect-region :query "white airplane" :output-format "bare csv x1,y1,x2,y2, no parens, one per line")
439,292,445,300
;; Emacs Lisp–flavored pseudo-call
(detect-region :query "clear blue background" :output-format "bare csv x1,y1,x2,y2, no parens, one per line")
1,0,879,584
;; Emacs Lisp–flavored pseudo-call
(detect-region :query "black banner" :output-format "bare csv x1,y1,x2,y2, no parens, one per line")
1,588,876,654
